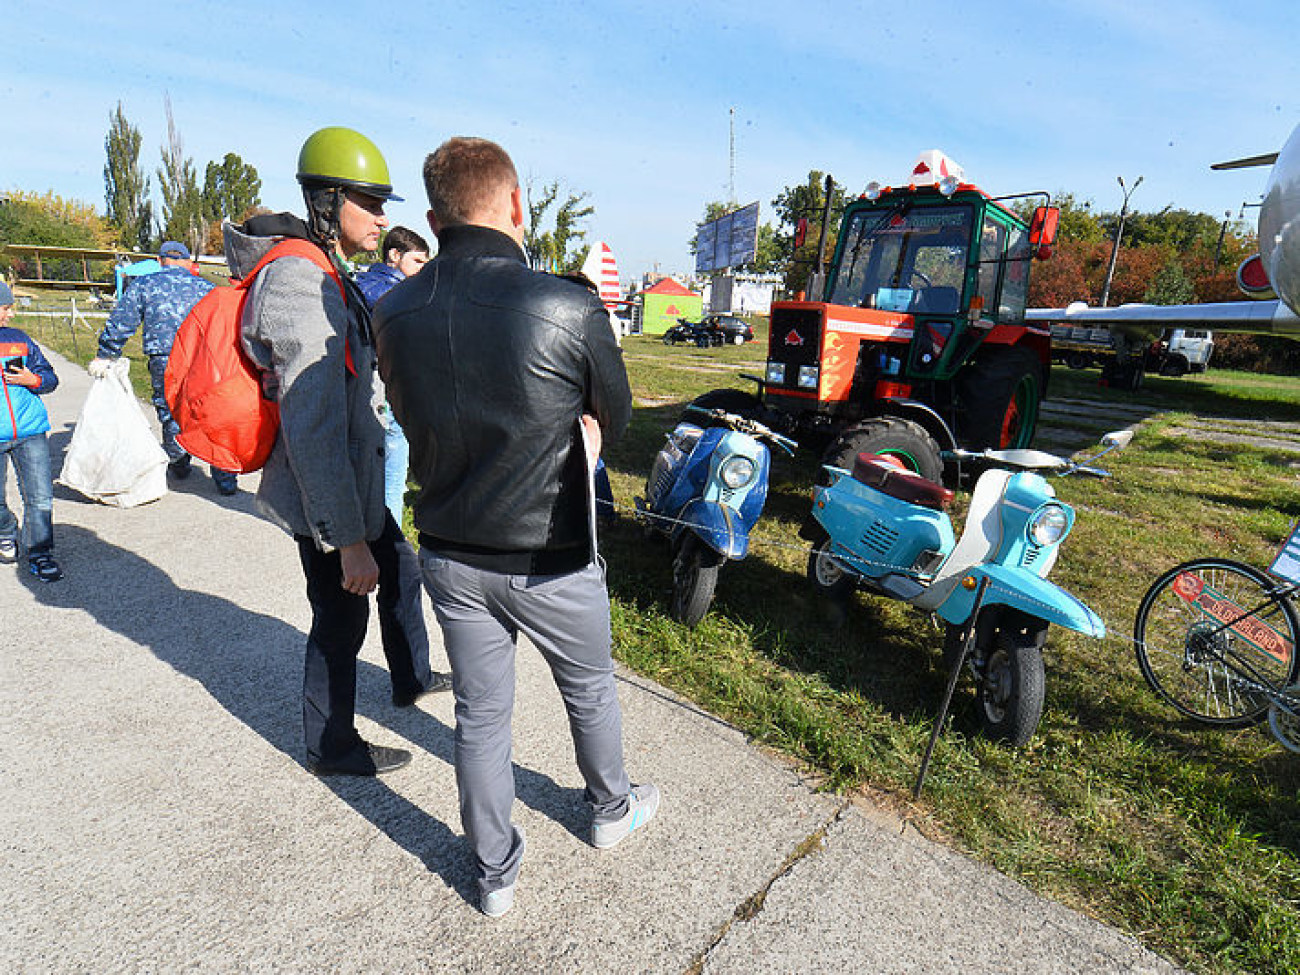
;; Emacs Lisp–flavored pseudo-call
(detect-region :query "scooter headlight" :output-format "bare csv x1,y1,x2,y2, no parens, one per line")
719,455,757,489
1028,504,1070,546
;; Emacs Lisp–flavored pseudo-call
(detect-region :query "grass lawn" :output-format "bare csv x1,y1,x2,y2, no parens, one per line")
21,300,1300,973
606,326,1300,975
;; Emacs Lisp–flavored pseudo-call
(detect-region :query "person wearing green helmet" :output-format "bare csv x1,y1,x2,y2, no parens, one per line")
228,126,450,778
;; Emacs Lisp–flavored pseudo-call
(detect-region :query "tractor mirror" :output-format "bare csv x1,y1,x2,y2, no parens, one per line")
1029,206,1059,258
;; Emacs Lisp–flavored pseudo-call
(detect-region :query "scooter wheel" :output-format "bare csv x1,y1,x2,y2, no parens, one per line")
807,535,856,601
670,535,724,627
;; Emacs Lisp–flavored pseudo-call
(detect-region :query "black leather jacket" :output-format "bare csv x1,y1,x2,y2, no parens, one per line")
374,225,632,574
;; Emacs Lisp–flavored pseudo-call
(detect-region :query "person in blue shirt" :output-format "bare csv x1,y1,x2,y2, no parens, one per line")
355,226,429,524
0,283,63,582
91,241,239,495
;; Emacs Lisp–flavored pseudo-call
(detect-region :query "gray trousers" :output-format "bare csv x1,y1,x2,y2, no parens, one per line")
419,552,631,894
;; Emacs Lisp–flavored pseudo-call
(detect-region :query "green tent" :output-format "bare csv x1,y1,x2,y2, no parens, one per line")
640,277,703,335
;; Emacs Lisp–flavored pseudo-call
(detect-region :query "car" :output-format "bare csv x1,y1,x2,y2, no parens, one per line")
700,314,754,345
661,314,754,347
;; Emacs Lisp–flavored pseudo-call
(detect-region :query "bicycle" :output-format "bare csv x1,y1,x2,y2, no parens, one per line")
1133,548,1300,752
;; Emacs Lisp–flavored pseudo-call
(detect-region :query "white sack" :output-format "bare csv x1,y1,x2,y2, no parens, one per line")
58,359,168,507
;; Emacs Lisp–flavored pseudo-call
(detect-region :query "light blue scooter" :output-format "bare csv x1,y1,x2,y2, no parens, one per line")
803,430,1132,745
637,407,796,626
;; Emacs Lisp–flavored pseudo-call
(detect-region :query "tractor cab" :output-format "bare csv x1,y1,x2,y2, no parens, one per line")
762,151,1058,453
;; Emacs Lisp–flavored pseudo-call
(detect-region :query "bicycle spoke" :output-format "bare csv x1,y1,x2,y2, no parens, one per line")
1134,559,1300,727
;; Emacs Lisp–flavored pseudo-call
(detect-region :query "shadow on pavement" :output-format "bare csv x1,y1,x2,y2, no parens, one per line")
23,524,590,903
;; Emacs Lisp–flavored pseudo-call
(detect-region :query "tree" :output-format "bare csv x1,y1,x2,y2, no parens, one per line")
1143,260,1196,305
771,171,845,293
157,95,206,255
102,102,153,251
524,179,594,273
202,153,262,225
0,190,114,282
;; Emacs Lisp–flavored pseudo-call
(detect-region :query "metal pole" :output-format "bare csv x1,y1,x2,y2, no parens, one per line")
913,577,992,800
1215,210,1231,267
1099,175,1143,308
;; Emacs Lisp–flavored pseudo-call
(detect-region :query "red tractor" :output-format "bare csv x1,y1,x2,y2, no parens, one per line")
696,151,1060,480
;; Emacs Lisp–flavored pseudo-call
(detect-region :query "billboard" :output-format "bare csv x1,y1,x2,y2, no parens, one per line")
695,201,760,273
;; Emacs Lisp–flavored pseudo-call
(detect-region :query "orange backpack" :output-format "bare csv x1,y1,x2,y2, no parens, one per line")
164,239,345,473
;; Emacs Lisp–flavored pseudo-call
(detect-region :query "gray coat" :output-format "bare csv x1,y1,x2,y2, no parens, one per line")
230,222,387,551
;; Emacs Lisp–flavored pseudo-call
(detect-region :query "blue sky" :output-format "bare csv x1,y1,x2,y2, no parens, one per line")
4,0,1297,281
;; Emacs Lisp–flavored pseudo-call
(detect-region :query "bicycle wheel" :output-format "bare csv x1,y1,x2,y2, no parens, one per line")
1134,559,1300,727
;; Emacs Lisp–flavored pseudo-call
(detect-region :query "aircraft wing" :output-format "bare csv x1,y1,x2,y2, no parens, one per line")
1025,300,1300,341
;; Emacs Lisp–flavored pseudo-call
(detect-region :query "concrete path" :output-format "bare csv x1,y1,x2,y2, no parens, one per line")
1,351,1184,973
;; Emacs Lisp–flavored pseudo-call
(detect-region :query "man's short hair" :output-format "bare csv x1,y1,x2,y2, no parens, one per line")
423,137,518,228
383,225,430,258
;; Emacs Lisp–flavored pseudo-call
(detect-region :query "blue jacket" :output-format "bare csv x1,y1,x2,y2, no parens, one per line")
99,266,214,358
0,326,58,443
355,262,405,309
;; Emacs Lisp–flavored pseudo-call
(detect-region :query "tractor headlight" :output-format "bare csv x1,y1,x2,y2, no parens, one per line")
766,361,786,384
797,365,819,389
719,455,757,489
1028,504,1070,546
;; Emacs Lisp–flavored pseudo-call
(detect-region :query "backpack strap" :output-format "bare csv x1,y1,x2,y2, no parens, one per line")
243,238,355,374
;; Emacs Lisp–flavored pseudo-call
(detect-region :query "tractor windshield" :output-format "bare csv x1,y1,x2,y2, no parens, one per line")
828,203,974,315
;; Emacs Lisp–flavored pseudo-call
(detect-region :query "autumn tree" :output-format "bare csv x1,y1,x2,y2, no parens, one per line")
157,95,206,255
0,190,114,282
103,103,153,251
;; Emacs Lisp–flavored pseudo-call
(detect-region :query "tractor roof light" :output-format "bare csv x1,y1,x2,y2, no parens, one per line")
938,175,959,197
864,181,883,201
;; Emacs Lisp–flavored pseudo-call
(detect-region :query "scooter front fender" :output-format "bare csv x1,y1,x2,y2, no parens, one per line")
676,498,749,560
934,563,1105,638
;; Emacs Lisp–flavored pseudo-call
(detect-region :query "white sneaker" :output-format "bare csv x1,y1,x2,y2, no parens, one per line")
0,538,16,564
592,783,660,849
480,827,525,918
481,884,515,919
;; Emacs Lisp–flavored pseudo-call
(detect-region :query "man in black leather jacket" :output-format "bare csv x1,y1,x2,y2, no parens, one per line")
374,137,659,919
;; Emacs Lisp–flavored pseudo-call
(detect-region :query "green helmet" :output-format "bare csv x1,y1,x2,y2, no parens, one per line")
296,127,402,201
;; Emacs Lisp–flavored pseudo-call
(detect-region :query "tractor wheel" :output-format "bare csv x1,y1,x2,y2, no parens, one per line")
820,417,943,483
955,346,1043,449
1064,351,1092,370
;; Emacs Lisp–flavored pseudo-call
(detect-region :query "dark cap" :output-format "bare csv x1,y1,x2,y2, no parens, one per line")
159,241,192,260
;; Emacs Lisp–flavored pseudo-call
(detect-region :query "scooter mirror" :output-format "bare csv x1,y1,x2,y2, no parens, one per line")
1100,429,1134,450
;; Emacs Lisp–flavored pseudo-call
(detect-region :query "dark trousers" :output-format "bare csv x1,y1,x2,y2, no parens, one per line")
295,513,433,761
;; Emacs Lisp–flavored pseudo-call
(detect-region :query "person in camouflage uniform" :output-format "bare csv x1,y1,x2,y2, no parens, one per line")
92,241,238,495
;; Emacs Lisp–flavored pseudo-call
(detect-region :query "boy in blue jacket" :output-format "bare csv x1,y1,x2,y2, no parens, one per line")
0,282,62,582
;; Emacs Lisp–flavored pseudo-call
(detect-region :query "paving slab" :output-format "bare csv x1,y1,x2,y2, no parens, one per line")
0,350,1185,973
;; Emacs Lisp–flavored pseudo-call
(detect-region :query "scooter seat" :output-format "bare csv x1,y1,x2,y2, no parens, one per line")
851,454,954,510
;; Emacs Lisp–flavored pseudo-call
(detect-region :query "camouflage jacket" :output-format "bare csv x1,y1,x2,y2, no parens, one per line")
98,266,214,358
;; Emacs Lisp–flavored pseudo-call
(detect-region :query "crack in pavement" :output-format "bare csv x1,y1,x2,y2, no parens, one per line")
686,801,851,975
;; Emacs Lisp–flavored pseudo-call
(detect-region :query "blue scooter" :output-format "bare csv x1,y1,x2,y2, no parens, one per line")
637,407,796,626
804,430,1132,745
